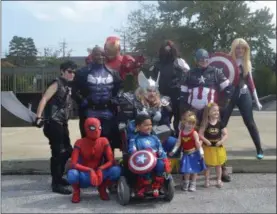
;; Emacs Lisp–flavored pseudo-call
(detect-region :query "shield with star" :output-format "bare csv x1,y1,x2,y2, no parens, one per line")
128,150,157,174
209,52,240,86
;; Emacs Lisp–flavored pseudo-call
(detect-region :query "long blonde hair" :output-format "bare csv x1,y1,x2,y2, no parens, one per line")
134,87,161,108
230,38,252,77
180,111,197,131
200,102,220,131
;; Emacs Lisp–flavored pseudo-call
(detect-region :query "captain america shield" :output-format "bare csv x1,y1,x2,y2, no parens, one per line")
209,52,240,86
128,150,157,174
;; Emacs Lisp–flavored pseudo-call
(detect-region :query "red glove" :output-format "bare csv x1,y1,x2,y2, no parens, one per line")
163,158,171,173
96,169,103,185
89,169,99,186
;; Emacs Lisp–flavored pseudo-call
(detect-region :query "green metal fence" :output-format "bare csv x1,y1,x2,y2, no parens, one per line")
1,67,60,93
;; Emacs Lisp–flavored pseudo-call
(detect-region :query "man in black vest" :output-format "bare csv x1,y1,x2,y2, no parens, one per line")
150,40,190,137
35,60,77,194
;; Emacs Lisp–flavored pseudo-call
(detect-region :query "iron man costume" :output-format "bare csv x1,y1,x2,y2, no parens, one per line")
104,36,145,80
67,118,121,203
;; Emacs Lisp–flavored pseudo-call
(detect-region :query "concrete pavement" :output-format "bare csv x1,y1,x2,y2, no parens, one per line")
1,174,276,213
1,111,276,174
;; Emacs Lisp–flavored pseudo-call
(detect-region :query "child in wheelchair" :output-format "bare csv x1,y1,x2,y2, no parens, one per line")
127,113,172,198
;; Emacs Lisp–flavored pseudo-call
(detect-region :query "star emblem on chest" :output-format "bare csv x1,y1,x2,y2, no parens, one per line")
198,75,206,84
145,140,151,145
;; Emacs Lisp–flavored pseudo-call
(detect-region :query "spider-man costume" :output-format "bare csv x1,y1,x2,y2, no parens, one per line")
104,36,145,80
67,118,121,203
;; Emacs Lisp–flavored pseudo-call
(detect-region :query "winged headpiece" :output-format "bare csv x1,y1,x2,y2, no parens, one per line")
137,71,160,91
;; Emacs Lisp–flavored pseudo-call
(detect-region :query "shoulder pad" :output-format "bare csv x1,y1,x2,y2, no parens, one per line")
47,78,59,88
160,96,171,106
149,65,155,72
208,65,217,72
174,58,190,71
122,92,135,103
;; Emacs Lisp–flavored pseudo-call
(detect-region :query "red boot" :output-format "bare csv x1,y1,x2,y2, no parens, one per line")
152,176,164,198
72,184,81,203
98,179,112,201
136,177,150,198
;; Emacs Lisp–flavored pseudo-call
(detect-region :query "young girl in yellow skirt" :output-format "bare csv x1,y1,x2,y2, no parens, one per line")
199,103,228,188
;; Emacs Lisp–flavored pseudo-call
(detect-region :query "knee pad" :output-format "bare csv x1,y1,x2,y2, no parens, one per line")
67,169,79,184
108,166,122,181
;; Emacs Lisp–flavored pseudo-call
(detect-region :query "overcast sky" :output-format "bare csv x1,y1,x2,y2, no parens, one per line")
1,1,276,57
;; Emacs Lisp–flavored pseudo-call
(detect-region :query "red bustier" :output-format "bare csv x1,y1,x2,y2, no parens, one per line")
181,129,196,151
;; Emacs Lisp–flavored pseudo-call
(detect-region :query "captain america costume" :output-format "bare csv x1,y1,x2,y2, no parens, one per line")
128,131,171,198
180,65,232,123
72,59,122,149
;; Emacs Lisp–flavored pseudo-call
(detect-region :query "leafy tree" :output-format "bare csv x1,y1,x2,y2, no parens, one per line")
6,36,38,66
115,2,163,63
157,1,276,52
122,1,275,62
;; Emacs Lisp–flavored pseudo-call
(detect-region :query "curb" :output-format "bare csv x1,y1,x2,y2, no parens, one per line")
2,156,276,175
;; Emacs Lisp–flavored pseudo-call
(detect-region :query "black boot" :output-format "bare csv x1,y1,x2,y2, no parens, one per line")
52,181,72,195
221,165,231,182
60,178,70,186
50,157,71,194
59,150,72,186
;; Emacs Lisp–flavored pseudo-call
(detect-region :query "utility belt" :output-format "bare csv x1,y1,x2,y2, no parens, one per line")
182,147,196,155
87,101,113,110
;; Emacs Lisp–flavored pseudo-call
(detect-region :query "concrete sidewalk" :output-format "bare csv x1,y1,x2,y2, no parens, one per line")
1,111,276,174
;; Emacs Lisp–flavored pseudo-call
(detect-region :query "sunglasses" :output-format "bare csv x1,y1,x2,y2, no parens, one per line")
66,69,76,74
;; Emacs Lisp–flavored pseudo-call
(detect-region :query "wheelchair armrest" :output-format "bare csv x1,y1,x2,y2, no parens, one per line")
152,125,171,141
118,122,127,131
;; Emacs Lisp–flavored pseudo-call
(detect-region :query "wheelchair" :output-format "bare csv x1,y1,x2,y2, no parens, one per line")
116,121,175,206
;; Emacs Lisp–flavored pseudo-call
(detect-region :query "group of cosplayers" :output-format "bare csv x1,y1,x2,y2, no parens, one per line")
34,36,264,200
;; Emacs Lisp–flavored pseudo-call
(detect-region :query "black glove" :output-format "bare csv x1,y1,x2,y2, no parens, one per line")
33,117,44,128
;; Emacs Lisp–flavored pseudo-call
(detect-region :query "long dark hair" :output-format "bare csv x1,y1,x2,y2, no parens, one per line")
158,40,180,63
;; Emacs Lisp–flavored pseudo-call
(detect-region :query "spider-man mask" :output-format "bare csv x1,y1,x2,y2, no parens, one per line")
84,118,102,140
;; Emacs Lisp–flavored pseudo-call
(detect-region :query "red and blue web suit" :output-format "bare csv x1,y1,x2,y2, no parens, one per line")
67,118,121,203
104,36,145,80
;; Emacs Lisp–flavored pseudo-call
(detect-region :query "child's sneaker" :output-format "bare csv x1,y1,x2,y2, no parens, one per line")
216,180,223,188
181,180,189,191
188,181,196,192
204,179,210,188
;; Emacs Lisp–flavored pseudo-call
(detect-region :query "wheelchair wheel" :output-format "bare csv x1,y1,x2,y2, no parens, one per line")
164,175,175,202
117,176,131,206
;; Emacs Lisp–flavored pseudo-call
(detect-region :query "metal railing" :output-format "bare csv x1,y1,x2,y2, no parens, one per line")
1,67,59,93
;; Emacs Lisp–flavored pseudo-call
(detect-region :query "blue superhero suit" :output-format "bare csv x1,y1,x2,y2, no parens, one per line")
72,63,122,149
128,133,168,177
67,167,121,189
128,132,172,197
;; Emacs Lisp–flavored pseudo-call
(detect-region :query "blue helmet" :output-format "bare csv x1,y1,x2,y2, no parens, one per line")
195,49,209,62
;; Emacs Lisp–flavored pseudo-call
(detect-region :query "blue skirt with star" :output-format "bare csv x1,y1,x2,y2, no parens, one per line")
180,150,206,174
